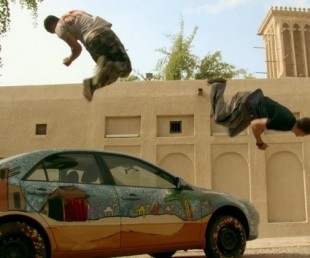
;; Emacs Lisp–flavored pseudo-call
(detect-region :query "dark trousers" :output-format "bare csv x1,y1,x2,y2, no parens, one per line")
210,81,253,137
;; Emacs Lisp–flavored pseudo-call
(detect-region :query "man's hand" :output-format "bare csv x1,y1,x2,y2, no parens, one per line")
256,142,268,150
62,32,82,67
251,118,268,150
63,57,73,66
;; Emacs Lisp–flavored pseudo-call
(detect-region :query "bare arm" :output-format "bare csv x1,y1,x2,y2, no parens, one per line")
251,118,268,150
62,32,82,66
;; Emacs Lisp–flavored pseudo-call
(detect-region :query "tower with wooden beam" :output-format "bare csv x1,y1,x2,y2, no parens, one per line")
258,6,310,78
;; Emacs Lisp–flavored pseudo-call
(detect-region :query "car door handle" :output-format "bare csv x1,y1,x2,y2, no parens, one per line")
122,193,141,201
27,188,49,195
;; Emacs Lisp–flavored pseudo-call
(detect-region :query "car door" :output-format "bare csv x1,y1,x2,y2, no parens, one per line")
100,153,202,249
20,151,121,251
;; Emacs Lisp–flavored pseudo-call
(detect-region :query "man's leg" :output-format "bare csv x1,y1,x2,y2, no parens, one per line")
93,57,130,88
228,120,251,137
208,78,253,137
90,30,131,86
208,78,232,122
83,78,96,102
83,30,132,101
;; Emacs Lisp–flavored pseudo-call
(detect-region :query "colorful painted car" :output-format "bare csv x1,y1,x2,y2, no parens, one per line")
0,149,259,258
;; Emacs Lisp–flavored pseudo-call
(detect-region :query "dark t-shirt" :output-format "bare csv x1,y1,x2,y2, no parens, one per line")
246,89,296,131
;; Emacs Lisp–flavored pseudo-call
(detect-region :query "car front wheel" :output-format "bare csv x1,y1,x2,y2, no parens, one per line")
0,221,48,258
204,215,246,258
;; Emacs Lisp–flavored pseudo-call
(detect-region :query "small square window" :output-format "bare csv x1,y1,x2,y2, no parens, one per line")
36,124,47,135
170,121,182,133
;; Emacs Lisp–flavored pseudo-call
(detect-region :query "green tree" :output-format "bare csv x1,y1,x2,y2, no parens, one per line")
120,73,141,82
195,51,254,79
155,19,254,81
156,18,199,80
0,0,43,35
0,0,43,68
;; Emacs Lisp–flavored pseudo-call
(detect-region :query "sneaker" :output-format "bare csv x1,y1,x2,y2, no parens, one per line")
83,78,96,102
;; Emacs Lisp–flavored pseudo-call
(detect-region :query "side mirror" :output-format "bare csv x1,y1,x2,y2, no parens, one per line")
176,177,192,190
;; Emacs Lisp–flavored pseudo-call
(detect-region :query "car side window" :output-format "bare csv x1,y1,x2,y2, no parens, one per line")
101,154,176,189
25,153,103,184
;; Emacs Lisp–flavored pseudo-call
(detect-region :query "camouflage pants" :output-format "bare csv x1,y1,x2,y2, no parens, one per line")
85,29,132,88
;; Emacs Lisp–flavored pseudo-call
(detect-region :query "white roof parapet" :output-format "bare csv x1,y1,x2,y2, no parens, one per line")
272,6,310,12
258,6,310,35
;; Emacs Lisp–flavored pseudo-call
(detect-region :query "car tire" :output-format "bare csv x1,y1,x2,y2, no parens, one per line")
0,221,48,258
204,215,246,258
149,251,176,258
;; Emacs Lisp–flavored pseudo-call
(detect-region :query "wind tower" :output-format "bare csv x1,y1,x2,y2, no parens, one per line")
258,6,310,78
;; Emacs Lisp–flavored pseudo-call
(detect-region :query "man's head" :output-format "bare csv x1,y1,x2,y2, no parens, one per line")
44,15,60,33
295,117,310,136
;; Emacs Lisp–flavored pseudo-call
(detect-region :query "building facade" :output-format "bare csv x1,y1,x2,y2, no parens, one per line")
1,78,310,238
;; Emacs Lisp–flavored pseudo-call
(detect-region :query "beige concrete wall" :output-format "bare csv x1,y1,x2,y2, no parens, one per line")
1,78,310,238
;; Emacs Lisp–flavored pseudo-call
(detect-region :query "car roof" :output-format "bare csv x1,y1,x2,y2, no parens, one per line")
0,149,126,181
0,148,126,164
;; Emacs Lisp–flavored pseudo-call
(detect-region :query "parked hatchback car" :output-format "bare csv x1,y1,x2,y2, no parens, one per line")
0,149,259,258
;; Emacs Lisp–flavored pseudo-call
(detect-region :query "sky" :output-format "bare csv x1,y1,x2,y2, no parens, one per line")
1,0,310,86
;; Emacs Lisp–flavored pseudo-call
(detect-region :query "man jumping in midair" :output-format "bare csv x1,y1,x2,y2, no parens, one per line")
208,78,310,150
44,10,132,101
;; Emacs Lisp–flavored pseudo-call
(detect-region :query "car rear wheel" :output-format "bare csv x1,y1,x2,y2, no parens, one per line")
0,221,48,258
149,251,176,258
204,215,246,258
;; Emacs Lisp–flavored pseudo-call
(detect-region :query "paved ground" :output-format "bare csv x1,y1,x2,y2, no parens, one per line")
242,236,310,257
123,236,310,258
